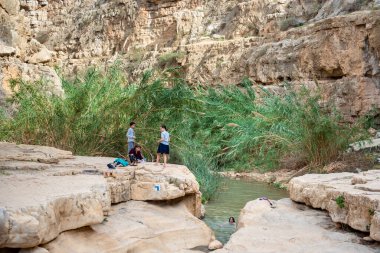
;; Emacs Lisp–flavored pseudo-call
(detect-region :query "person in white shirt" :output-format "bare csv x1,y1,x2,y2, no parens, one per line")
127,122,136,153
156,124,170,168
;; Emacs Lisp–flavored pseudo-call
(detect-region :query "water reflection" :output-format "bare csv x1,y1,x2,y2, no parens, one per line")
203,178,288,244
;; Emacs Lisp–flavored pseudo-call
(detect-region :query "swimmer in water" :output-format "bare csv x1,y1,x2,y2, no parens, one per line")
218,217,237,228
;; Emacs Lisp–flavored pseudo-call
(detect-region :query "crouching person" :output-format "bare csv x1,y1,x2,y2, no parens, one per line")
129,145,144,166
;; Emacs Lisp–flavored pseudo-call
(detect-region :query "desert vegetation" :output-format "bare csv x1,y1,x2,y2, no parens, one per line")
0,66,368,200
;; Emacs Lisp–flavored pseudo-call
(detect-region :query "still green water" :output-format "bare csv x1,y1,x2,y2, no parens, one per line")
203,178,288,244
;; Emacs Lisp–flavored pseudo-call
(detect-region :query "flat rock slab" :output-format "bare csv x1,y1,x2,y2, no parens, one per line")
42,201,212,253
0,174,110,248
215,199,380,253
289,170,380,241
0,142,73,162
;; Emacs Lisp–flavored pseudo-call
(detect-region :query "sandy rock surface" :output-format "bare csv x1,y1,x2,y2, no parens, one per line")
215,198,380,253
131,163,200,200
43,201,213,253
0,142,202,248
0,142,73,162
0,173,110,248
289,170,380,241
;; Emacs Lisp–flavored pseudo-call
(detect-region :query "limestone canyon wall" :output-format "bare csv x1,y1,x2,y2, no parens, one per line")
1,0,380,121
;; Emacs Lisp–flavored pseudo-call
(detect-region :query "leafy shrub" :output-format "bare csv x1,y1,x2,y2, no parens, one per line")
336,195,345,208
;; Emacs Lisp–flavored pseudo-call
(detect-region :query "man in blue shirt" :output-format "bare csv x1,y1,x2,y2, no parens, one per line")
127,122,136,153
156,125,170,168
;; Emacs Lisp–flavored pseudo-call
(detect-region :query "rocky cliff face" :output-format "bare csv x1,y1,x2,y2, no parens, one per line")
1,0,380,121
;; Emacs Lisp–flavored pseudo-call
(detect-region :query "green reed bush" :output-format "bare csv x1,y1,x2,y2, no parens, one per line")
197,84,365,172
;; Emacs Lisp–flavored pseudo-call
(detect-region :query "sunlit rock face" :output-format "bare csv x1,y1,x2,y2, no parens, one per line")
214,198,378,253
289,170,380,241
1,0,380,121
43,200,213,253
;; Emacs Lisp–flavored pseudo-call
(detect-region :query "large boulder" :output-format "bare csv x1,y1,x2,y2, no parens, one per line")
215,198,377,253
131,164,200,200
0,173,110,248
289,170,380,241
43,201,213,253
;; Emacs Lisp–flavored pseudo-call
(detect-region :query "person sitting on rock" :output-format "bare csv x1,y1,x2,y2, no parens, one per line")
129,145,144,166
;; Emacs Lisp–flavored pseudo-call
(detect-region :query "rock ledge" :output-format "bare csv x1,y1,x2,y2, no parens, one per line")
289,170,380,241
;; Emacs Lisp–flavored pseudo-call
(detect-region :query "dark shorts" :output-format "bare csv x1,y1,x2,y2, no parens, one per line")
129,154,137,162
157,143,169,154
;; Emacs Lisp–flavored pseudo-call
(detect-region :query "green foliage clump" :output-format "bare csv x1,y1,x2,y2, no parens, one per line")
272,182,287,190
1,65,132,155
192,82,363,172
336,195,345,208
158,51,185,67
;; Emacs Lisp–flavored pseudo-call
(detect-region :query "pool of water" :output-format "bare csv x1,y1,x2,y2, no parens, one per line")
203,178,288,244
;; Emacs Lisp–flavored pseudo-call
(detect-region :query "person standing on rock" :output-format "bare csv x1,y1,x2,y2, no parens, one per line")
156,125,170,168
127,122,136,153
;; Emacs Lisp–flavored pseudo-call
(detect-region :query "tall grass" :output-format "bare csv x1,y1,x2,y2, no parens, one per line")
200,85,363,171
0,66,367,199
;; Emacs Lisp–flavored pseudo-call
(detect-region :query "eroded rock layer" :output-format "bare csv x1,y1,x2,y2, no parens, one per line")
289,170,380,241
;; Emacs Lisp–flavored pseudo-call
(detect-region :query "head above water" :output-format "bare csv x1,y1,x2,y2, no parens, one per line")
229,217,235,224
130,122,136,128
160,125,167,132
